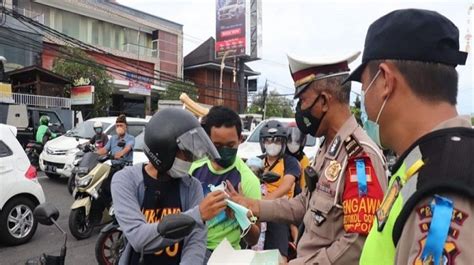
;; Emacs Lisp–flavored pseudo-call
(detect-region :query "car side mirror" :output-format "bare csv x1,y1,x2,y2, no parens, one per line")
34,203,60,226
157,214,196,240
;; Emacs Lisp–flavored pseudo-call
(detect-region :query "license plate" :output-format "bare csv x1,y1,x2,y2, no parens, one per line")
46,165,57,172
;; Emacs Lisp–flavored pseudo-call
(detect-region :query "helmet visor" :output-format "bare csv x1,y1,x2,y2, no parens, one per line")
177,127,220,161
288,127,305,145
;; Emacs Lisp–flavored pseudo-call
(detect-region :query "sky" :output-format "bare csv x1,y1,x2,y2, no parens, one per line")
119,0,473,115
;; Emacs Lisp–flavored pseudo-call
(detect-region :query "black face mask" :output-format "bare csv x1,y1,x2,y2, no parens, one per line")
215,146,238,168
295,95,326,137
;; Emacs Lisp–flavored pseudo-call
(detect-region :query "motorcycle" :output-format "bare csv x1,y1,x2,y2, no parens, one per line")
27,203,196,265
95,205,124,265
67,143,99,195
68,155,131,240
25,141,43,169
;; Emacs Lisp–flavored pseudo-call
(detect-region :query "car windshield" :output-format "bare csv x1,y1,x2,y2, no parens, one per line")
247,121,317,146
65,121,111,139
134,132,144,151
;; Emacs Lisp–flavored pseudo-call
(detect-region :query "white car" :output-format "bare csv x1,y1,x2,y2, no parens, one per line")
238,118,321,162
0,124,45,245
39,117,148,179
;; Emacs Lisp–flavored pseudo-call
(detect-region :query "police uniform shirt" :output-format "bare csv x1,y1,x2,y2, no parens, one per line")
258,115,388,265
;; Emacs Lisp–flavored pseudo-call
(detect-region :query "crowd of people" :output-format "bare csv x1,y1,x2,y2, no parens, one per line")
96,8,471,265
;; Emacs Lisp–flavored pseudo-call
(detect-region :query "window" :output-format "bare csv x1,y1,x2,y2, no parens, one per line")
0,141,13,158
62,13,80,39
108,123,145,137
39,112,60,125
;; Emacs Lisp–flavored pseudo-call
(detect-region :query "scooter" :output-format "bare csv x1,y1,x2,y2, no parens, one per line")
95,205,124,265
26,203,196,265
69,155,125,240
67,143,99,195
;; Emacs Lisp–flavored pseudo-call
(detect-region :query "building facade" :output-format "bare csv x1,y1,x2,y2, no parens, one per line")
1,0,184,117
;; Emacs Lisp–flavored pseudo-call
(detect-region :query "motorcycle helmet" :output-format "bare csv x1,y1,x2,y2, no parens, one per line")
286,122,307,155
93,121,103,134
259,120,287,156
144,108,220,173
39,115,50,126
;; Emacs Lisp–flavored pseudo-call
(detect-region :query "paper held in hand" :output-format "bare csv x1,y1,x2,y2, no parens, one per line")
208,238,283,265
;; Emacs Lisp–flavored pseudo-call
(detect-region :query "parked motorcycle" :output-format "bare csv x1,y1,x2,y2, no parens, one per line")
95,205,124,265
67,143,99,195
25,203,66,265
25,141,43,169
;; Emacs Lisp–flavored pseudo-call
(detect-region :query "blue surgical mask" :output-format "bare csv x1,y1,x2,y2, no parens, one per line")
360,70,388,149
209,182,256,237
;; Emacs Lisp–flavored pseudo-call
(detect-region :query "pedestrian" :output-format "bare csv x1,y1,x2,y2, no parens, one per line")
111,108,228,265
343,8,472,265
227,52,388,264
189,106,261,262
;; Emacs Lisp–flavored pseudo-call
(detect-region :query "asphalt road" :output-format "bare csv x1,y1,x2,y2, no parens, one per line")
0,173,100,265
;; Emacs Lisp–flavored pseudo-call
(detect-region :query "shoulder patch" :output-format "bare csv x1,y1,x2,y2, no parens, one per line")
419,222,460,240
344,134,363,158
417,205,469,226
414,237,460,265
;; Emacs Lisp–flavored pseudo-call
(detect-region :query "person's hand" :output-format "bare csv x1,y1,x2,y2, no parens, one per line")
225,180,247,206
199,191,227,221
114,152,122,160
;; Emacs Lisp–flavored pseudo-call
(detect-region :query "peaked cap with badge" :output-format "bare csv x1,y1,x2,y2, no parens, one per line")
287,51,360,98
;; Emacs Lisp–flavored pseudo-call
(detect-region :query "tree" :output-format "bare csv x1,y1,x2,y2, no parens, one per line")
247,90,294,118
351,96,362,125
52,47,113,116
160,81,198,101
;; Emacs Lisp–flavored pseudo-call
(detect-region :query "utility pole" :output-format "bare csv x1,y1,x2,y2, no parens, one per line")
262,80,268,120
237,58,246,113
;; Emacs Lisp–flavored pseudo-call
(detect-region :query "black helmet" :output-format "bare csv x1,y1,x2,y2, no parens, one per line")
144,108,220,173
259,120,287,154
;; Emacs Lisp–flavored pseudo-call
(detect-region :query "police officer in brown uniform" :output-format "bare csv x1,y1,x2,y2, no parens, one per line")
343,9,473,265
227,52,388,264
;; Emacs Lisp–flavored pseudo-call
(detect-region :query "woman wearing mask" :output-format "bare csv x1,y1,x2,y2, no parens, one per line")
255,120,301,261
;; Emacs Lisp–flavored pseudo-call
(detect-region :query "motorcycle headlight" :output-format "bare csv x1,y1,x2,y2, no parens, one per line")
77,175,93,187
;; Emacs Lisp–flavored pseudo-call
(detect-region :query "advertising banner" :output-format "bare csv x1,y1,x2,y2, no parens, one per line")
215,0,247,58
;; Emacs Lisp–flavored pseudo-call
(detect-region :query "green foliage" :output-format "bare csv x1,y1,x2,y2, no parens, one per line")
161,81,198,101
351,96,362,125
52,47,113,116
247,90,294,118
471,116,474,126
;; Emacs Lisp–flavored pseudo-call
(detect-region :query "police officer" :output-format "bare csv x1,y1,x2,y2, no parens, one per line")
228,52,388,264
344,9,472,265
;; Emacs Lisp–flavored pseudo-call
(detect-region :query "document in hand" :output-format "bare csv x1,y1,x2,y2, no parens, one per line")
208,238,283,265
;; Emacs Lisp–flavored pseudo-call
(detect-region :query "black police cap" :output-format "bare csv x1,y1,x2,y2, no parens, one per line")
345,8,468,83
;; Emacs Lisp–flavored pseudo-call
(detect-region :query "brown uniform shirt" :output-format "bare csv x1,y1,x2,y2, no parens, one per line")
395,116,473,265
259,116,388,265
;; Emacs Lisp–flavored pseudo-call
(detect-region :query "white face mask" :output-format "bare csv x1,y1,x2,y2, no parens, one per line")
168,158,192,179
287,142,300,154
265,143,282,157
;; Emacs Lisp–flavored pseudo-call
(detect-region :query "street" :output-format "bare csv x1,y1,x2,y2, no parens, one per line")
0,173,99,265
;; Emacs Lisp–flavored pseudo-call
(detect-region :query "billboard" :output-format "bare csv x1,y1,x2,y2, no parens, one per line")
215,0,261,59
71,85,94,105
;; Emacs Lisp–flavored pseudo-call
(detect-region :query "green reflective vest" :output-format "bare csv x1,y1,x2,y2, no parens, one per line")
360,159,424,265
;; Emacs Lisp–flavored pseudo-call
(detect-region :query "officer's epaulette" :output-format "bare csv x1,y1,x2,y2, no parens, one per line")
344,134,363,158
